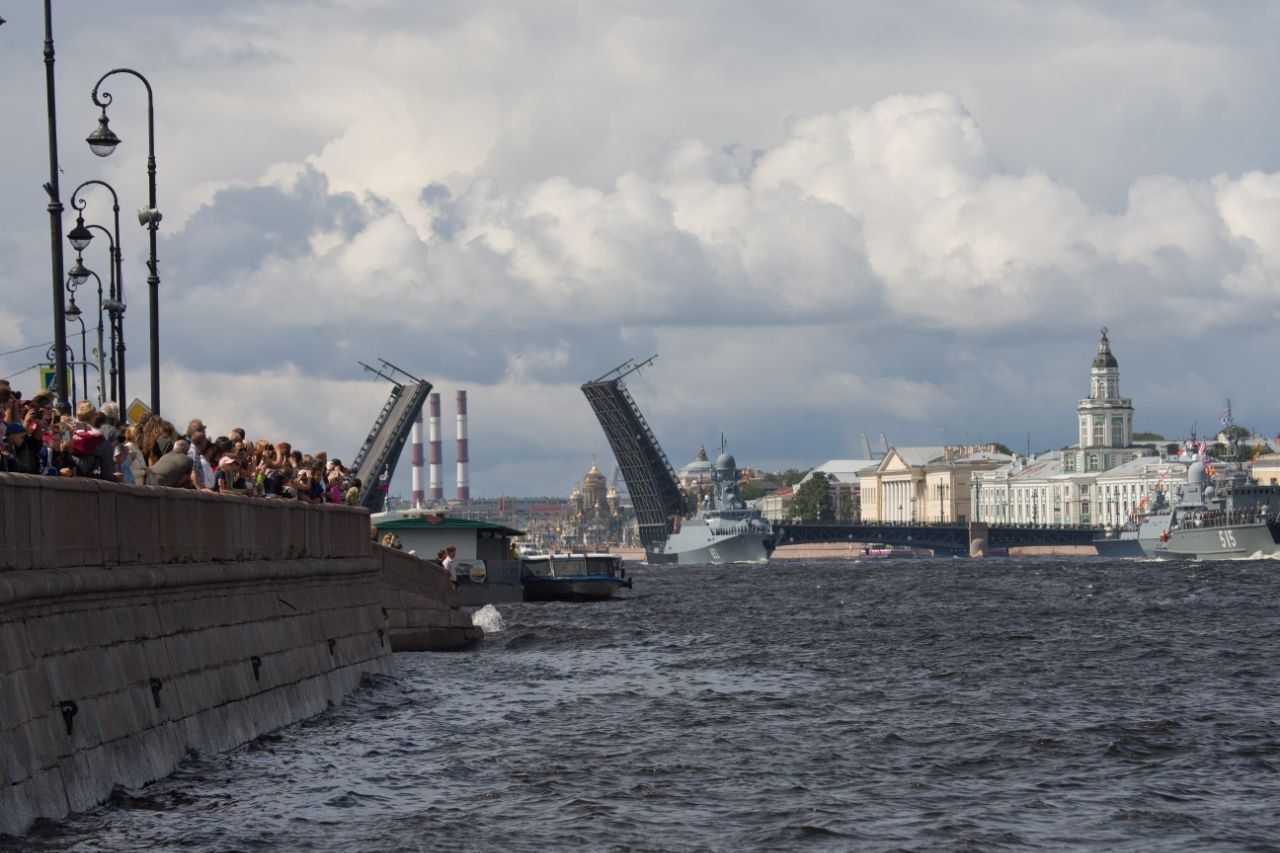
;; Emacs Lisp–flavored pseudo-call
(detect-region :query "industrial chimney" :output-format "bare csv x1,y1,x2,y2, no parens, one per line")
410,403,425,508
456,390,470,502
427,392,442,501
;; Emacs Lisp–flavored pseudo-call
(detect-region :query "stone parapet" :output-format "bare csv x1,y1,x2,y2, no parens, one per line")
0,473,394,837
0,473,371,572
376,546,481,651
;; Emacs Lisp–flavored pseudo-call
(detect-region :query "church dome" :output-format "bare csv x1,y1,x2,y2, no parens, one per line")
680,445,714,479
583,459,607,487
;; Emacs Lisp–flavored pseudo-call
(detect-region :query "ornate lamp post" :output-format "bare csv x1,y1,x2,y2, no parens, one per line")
40,0,70,412
87,68,161,414
63,289,89,407
68,180,127,405
65,261,106,406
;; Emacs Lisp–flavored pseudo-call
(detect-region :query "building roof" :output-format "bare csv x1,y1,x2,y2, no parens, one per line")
373,513,526,537
869,446,946,474
1015,453,1065,480
974,451,1065,482
1094,456,1187,481
894,446,946,466
800,459,881,485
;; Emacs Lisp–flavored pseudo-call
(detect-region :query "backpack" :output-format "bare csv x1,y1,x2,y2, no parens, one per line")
71,428,104,456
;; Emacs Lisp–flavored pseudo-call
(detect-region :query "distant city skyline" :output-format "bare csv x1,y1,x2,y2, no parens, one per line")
4,2,1280,497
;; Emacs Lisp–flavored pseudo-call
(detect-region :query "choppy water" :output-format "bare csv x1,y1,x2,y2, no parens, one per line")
13,558,1280,851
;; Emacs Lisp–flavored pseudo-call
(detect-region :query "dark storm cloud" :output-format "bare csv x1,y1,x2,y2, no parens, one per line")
162,167,367,285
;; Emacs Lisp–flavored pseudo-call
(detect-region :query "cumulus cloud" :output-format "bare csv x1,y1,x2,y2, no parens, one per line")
167,91,1280,349
6,3,1280,495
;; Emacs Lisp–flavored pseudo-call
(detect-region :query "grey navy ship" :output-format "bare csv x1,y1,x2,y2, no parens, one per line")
582,358,774,565
1151,459,1280,559
654,449,774,564
1095,456,1280,559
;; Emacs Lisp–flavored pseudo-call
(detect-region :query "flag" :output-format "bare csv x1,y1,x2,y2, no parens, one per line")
1219,408,1230,427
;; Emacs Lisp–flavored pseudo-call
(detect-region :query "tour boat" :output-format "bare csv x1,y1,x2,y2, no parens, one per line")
520,552,633,601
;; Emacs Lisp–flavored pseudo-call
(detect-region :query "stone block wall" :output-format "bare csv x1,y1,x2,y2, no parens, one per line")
0,473,371,572
376,546,482,651
0,474,395,837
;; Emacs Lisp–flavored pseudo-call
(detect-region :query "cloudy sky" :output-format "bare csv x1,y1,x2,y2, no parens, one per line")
3,1,1280,497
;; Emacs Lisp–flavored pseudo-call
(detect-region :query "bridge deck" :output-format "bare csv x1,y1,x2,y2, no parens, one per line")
774,523,1102,555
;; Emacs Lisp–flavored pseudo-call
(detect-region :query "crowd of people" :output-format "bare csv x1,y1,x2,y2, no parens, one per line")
0,379,364,504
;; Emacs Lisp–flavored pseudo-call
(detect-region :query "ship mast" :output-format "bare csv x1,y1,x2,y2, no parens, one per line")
1224,398,1237,462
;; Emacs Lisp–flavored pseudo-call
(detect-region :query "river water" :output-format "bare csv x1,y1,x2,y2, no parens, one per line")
13,557,1280,851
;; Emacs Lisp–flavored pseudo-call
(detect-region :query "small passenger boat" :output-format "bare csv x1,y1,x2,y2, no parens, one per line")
860,547,916,558
520,553,633,601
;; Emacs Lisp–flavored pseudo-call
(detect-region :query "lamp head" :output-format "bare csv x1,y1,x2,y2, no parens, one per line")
86,110,121,157
67,214,93,252
67,256,92,288
65,296,82,319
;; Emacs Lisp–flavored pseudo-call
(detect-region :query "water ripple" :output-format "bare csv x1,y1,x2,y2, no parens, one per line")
9,558,1280,851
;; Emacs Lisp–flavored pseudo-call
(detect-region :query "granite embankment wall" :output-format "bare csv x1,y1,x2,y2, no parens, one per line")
376,545,482,650
0,474,396,836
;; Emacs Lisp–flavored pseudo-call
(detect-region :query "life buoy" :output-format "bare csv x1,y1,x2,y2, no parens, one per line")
1159,531,1169,542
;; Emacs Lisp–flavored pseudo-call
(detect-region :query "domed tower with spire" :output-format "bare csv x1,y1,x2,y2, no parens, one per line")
582,457,609,516
1072,327,1136,473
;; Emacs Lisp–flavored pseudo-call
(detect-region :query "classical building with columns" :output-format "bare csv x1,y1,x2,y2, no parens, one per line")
859,445,1010,523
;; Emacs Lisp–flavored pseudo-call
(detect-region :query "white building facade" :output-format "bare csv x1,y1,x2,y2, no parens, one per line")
972,330,1182,528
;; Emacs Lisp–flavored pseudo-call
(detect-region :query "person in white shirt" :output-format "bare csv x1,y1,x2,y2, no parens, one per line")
442,545,458,587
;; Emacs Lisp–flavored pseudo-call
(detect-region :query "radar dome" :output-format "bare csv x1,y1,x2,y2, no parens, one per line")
1187,461,1205,485
715,452,736,471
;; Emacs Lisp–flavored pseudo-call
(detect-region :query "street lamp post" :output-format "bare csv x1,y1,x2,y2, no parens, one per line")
68,225,112,405
68,180,126,405
64,297,88,408
87,68,161,414
41,0,70,413
64,261,107,406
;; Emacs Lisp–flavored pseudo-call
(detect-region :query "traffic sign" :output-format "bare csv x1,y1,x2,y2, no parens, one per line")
126,397,152,425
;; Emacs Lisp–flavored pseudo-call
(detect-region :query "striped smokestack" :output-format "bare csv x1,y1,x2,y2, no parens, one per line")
456,389,470,502
410,403,425,507
428,392,442,501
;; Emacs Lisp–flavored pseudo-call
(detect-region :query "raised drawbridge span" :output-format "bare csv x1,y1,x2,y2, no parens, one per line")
581,357,685,558
350,359,432,513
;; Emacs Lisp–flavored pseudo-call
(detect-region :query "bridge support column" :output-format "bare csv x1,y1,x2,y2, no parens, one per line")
969,522,989,558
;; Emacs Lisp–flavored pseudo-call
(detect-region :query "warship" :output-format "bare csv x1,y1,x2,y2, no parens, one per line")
654,449,774,564
1150,459,1280,559
1092,489,1176,557
581,358,774,565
